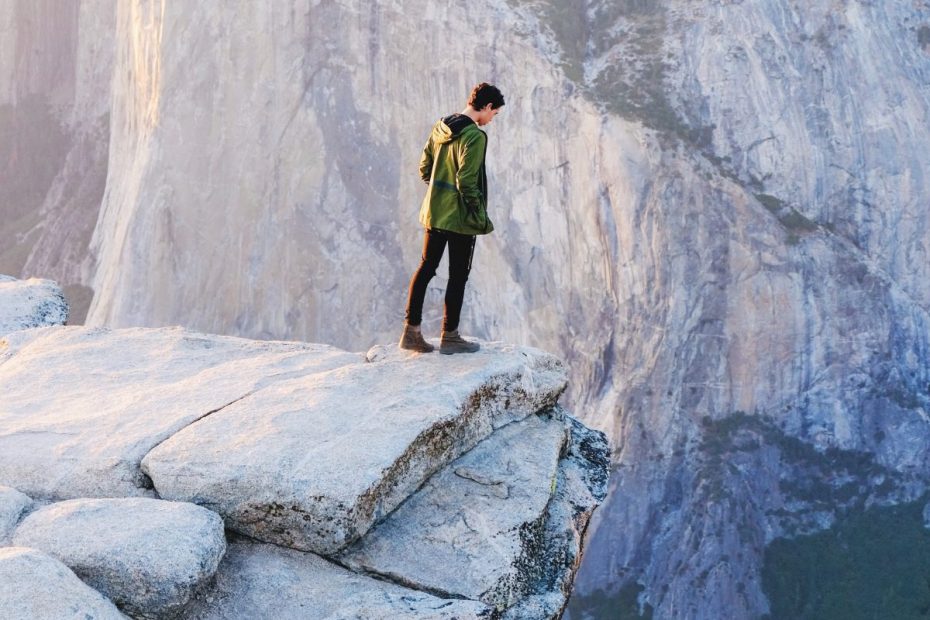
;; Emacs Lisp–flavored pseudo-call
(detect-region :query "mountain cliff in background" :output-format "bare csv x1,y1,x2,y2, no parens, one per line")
4,1,930,618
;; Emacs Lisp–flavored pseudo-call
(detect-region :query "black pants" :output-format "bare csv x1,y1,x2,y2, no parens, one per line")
404,228,476,332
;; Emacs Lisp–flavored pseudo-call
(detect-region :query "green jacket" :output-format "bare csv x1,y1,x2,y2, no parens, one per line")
417,114,494,235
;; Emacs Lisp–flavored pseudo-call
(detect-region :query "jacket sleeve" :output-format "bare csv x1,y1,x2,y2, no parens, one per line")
455,132,486,214
418,138,434,185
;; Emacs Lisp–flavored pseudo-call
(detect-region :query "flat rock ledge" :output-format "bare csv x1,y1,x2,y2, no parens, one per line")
0,547,128,619
0,274,68,336
12,498,226,619
142,340,567,554
0,281,610,618
0,325,360,499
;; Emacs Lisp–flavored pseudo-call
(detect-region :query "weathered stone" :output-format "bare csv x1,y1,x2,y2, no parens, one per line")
524,412,611,618
0,547,127,619
0,485,33,544
184,540,494,619
143,341,566,554
501,592,566,620
12,497,226,619
0,325,359,499
339,410,569,608
0,275,68,336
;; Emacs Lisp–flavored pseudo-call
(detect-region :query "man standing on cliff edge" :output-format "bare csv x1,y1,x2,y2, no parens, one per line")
399,82,505,355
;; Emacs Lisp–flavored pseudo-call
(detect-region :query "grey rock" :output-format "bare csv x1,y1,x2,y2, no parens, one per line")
142,341,566,554
0,546,127,619
501,592,567,620
0,325,358,499
185,540,494,619
339,410,568,608
0,275,69,336
12,497,226,619
526,412,611,618
0,485,33,544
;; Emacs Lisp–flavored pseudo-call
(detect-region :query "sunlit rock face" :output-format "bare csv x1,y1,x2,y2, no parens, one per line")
5,0,930,618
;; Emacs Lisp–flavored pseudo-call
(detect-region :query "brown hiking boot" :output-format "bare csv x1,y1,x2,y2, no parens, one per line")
439,330,480,355
399,324,434,353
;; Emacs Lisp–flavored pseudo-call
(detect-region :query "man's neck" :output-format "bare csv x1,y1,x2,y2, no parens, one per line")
461,106,480,123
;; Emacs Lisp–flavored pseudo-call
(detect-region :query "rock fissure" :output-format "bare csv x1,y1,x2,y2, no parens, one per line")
140,389,258,487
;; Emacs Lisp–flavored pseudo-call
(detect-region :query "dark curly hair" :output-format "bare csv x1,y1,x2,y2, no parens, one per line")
468,83,505,110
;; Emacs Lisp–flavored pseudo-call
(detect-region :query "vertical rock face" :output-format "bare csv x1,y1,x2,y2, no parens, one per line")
5,1,930,618
0,1,114,322
545,2,930,618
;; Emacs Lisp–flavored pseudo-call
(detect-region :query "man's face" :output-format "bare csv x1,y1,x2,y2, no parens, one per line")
478,103,501,126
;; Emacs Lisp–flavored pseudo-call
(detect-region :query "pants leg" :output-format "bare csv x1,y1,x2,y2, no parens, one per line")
443,232,476,333
404,229,447,326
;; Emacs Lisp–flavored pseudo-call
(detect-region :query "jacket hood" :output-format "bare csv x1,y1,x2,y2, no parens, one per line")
431,113,477,144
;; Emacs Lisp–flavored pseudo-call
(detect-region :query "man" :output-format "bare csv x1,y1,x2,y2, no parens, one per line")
399,82,505,354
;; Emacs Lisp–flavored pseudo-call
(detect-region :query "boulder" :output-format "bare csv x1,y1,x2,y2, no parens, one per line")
184,540,494,619
338,409,569,608
0,485,33,544
0,325,359,498
0,275,69,337
12,497,226,619
0,547,127,619
142,341,567,554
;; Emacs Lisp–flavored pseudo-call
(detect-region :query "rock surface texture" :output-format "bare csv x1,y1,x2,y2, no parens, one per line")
0,293,608,618
184,541,496,620
6,1,929,618
0,324,359,499
339,409,570,607
0,547,128,620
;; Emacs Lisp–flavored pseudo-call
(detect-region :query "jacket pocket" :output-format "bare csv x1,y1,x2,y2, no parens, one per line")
458,195,493,235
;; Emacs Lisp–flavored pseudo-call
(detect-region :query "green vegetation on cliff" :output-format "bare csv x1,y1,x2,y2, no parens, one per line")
762,498,930,619
566,582,654,619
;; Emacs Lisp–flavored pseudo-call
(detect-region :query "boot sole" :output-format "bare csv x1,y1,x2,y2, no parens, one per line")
400,344,435,353
439,346,480,355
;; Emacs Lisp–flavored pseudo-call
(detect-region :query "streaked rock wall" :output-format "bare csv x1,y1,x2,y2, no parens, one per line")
5,1,930,617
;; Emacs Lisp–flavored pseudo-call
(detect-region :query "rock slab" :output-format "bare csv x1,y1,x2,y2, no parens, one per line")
339,409,570,608
12,497,226,619
143,341,567,554
184,541,494,619
0,325,359,499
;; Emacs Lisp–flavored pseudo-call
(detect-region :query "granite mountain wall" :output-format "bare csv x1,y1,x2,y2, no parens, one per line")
4,1,930,617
